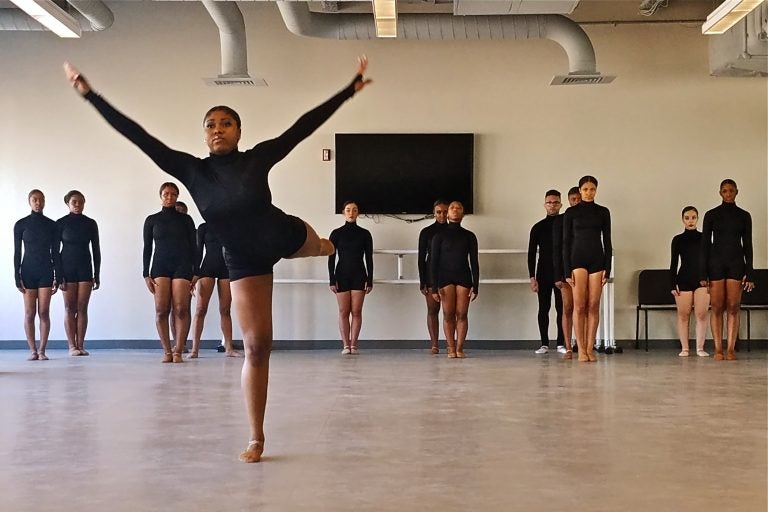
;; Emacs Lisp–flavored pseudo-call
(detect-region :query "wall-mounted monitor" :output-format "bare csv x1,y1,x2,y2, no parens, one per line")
334,133,474,214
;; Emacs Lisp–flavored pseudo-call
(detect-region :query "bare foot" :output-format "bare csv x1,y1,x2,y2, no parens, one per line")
225,350,243,358
726,350,736,361
563,350,573,360
188,351,199,359
27,352,39,361
39,353,49,361
172,353,184,363
161,353,173,363
714,351,724,361
69,348,81,357
79,349,90,356
239,441,264,463
430,346,439,354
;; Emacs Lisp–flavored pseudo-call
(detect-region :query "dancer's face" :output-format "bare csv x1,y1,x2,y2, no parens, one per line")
433,203,449,224
544,194,562,216
160,186,179,208
343,202,359,222
719,183,738,203
579,181,597,202
568,192,581,207
29,192,45,213
682,209,698,230
447,201,464,222
67,194,85,215
204,111,241,155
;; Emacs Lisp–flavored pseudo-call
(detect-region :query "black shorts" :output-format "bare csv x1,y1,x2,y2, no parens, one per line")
62,264,93,283
570,258,605,274
225,215,307,281
334,275,367,292
150,262,194,281
708,258,746,281
676,279,704,292
21,267,54,289
199,260,229,280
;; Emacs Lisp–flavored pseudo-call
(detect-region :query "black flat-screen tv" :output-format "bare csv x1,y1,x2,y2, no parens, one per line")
335,133,474,214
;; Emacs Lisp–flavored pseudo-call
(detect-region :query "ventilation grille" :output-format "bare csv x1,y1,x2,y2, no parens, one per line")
550,74,616,86
203,76,267,87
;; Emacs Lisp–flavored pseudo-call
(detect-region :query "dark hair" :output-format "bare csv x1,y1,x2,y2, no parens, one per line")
342,200,358,209
159,182,179,195
578,175,598,188
64,190,84,204
176,201,188,210
204,106,241,130
681,206,698,217
544,189,561,198
28,189,44,200
433,199,449,208
567,186,580,196
720,178,737,189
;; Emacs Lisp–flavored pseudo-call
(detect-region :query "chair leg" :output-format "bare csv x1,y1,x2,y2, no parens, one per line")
645,310,649,352
635,308,640,349
747,310,751,352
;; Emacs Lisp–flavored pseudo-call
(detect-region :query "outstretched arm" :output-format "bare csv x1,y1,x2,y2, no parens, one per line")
64,63,199,184
255,56,373,168
13,222,23,289
91,218,101,287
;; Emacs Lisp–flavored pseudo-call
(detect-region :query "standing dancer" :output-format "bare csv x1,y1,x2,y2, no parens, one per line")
528,189,565,355
553,186,581,359
14,189,62,361
57,190,101,356
700,179,754,361
430,201,479,359
328,201,373,355
65,57,371,462
563,176,611,363
417,200,449,354
190,222,240,358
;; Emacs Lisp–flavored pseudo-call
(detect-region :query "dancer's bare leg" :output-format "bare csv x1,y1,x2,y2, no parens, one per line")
171,278,192,361
674,291,693,354
560,282,574,358
440,285,458,356
693,287,710,353
455,285,471,356
724,279,743,359
571,269,589,362
231,274,273,463
191,277,215,357
63,284,81,355
23,289,39,359
425,292,440,352
36,288,53,359
585,271,604,362
349,290,366,350
75,282,93,354
709,280,725,360
152,278,173,361
217,279,240,356
336,291,352,351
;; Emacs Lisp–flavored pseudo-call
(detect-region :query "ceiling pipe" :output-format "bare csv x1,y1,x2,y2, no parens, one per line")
276,0,611,80
201,0,248,77
67,0,113,31
0,0,113,32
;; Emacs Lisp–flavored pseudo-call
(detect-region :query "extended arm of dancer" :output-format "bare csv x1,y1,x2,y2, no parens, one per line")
699,212,713,288
669,237,680,296
742,211,754,291
142,217,155,294
417,229,430,295
186,215,199,291
563,211,574,286
601,208,612,286
469,233,479,301
13,222,24,293
527,226,538,293
91,219,101,290
364,230,374,294
64,63,199,183
430,235,442,302
552,218,565,288
328,230,338,294
56,224,67,292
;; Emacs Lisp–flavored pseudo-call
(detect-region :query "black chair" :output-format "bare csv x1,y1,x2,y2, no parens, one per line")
742,269,768,351
635,269,676,351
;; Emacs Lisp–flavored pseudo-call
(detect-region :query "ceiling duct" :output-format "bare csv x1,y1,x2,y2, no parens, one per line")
276,1,614,85
709,2,768,77
0,0,113,32
200,0,265,87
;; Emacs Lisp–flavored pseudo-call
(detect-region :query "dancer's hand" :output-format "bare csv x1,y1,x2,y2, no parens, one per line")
330,285,337,294
93,279,100,291
365,284,373,294
145,277,156,294
470,288,478,302
354,55,373,93
17,285,25,294
671,286,680,297
63,62,91,96
529,277,538,293
190,276,199,295
601,275,608,286
420,285,429,296
699,279,708,289
52,280,59,294
60,282,68,292
554,280,563,289
743,277,754,292
566,277,574,287
431,292,440,302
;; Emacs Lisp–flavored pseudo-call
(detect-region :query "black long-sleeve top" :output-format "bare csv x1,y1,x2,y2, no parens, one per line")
527,215,557,281
669,229,702,290
57,213,101,282
417,221,446,288
430,222,479,294
196,222,225,271
563,201,612,277
327,222,373,287
700,202,753,282
82,76,359,259
13,211,62,287
142,206,198,278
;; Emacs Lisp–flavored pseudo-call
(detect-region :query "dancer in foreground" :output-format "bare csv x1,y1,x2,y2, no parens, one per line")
64,57,371,462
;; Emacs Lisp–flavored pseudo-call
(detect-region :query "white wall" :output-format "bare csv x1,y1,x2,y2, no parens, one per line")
1,2,765,342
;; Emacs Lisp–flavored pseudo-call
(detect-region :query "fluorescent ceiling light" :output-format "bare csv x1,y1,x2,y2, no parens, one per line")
372,0,397,38
10,0,81,38
702,0,764,35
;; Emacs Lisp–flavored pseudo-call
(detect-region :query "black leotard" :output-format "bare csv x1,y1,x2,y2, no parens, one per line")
328,222,373,292
417,221,446,290
563,201,612,277
429,222,479,293
196,222,229,280
13,211,62,289
83,76,360,280
143,206,197,280
670,229,703,292
528,215,557,283
700,202,753,282
56,213,101,284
